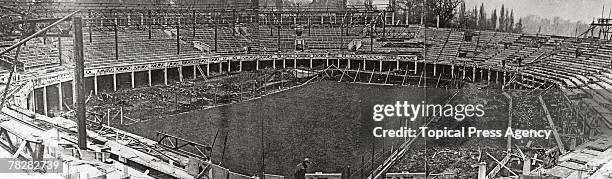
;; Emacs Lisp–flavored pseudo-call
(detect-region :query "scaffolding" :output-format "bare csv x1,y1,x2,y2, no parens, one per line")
580,18,612,40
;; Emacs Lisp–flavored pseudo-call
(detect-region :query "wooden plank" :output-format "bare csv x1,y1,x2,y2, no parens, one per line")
559,161,586,170
503,92,512,152
581,149,603,156
486,152,516,178
539,96,566,154
73,17,88,149
568,152,594,164
546,166,574,178
587,138,612,151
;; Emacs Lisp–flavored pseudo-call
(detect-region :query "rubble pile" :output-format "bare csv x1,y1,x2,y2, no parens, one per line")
511,92,553,149
390,84,559,178
389,86,507,177
83,70,305,126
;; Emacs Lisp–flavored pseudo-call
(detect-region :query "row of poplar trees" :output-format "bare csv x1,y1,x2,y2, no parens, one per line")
458,3,523,33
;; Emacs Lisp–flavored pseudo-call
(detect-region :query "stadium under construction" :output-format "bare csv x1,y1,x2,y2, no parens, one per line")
1,0,612,178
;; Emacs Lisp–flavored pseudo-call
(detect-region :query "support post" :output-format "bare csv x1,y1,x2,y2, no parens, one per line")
370,22,373,52
193,65,197,80
148,11,152,39
29,92,35,111
131,71,135,88
472,66,476,82
523,157,531,175
58,36,62,65
193,11,196,38
463,65,466,79
228,61,232,72
176,21,180,55
89,12,93,43
478,162,487,179
114,20,119,61
239,61,243,72
451,64,455,78
503,71,507,87
496,71,499,83
94,74,98,95
113,73,117,91
382,11,386,37
488,68,491,85
73,17,87,150
480,68,484,82
396,59,399,70
414,60,418,74
214,20,218,52
433,63,437,76
164,68,168,85
58,83,63,111
148,70,152,86
43,86,48,116
310,58,313,69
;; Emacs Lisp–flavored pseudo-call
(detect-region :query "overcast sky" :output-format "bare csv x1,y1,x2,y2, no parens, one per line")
364,0,612,22
464,0,612,23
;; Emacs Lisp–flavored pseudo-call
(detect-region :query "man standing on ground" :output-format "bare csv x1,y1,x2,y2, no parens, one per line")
294,158,311,179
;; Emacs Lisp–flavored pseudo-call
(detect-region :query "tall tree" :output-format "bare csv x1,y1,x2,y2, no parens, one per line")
459,1,466,28
505,9,510,32
479,3,486,29
515,18,523,33
490,9,497,30
509,10,515,32
425,0,463,27
474,6,478,28
500,5,505,31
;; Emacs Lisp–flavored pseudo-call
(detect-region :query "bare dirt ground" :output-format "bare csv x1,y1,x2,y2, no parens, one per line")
81,71,558,178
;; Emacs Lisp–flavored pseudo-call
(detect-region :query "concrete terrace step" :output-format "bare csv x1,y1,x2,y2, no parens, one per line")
529,66,584,87
523,70,570,86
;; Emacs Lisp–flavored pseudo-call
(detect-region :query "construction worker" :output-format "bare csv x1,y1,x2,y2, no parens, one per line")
294,158,311,179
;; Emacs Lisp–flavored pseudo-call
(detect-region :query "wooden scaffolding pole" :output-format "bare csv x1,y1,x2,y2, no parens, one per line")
74,16,87,149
